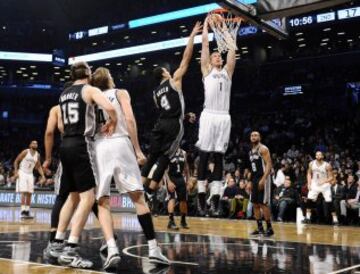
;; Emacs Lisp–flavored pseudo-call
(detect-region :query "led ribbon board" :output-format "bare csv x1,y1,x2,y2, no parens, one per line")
0,51,52,62
69,34,214,64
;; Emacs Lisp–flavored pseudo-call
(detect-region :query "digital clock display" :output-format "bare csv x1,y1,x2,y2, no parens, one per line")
289,16,314,27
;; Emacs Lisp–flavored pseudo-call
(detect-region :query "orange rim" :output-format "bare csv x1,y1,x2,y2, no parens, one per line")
210,8,243,23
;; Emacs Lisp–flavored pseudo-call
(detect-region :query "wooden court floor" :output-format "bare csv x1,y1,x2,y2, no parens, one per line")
0,207,359,274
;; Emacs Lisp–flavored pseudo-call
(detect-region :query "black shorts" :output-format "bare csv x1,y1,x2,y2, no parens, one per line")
251,177,271,205
167,175,187,201
149,118,183,158
59,136,96,194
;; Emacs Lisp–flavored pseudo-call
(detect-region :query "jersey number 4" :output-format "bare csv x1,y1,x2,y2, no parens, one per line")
62,102,79,125
160,95,171,110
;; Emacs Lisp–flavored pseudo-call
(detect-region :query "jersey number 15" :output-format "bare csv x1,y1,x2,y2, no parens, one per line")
62,102,79,125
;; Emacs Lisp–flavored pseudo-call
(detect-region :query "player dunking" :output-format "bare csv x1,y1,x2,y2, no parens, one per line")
141,22,202,196
91,67,169,269
303,151,337,225
52,61,117,269
196,15,236,216
165,148,190,230
248,131,274,237
14,140,45,218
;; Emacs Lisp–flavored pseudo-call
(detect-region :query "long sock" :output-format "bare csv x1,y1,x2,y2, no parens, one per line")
169,213,174,222
333,214,338,223
21,205,26,211
67,236,79,248
181,214,186,224
306,211,311,220
266,220,272,230
49,231,56,242
257,220,264,231
107,238,119,256
212,195,220,211
55,231,66,243
138,213,155,240
198,193,206,210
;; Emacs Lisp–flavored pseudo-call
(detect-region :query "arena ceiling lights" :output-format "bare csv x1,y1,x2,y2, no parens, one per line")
68,34,214,65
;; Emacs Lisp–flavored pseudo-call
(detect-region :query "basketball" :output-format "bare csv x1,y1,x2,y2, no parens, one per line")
209,13,224,25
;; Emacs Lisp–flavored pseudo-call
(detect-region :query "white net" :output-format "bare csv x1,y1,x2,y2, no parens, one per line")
209,10,242,54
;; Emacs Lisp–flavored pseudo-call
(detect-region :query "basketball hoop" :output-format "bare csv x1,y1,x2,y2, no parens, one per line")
208,8,243,53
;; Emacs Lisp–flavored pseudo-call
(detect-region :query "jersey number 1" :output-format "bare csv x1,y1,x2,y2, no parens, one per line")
62,102,79,125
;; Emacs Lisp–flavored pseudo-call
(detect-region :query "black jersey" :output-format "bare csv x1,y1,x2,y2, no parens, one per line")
59,84,96,138
249,145,265,180
153,80,184,119
168,150,186,178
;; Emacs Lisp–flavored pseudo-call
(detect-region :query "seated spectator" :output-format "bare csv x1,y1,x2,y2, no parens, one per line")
331,170,346,223
236,179,250,219
220,177,240,218
272,176,297,222
340,174,360,223
273,163,286,188
0,168,5,186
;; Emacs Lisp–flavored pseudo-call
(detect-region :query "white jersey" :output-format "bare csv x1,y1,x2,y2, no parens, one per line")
311,160,329,185
95,89,129,140
19,149,39,174
203,67,232,112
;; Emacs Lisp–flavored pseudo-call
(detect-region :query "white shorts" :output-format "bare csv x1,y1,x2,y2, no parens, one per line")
307,182,332,202
94,137,143,200
16,170,34,193
196,110,231,153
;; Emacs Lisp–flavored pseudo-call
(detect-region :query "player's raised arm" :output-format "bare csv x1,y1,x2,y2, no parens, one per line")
116,89,146,165
225,47,236,78
173,22,202,85
201,16,211,76
43,105,62,169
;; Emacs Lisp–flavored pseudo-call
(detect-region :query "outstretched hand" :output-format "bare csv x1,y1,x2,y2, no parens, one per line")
191,21,203,36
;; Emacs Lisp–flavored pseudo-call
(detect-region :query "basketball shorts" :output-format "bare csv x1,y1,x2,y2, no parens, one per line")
196,109,231,153
307,182,332,202
94,137,143,200
16,170,34,193
150,118,183,157
166,175,187,201
59,136,96,194
250,176,271,205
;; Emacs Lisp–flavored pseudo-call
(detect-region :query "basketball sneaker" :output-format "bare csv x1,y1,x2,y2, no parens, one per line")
264,228,274,237
103,252,121,271
149,246,170,265
47,241,65,258
250,229,264,236
167,220,179,230
180,221,190,229
58,246,93,269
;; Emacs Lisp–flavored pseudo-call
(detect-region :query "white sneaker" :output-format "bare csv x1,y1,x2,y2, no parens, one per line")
58,246,93,269
47,241,65,258
103,253,121,271
149,247,170,265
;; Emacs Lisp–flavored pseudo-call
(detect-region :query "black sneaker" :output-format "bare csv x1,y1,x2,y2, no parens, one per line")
264,228,274,237
180,221,190,229
20,211,26,218
250,229,264,236
302,219,311,224
167,220,179,230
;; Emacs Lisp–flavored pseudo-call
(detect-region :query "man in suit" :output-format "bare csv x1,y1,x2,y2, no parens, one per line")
330,170,345,224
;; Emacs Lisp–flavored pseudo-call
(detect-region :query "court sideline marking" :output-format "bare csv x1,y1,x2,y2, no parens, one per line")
122,241,296,266
0,258,107,273
328,264,360,274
